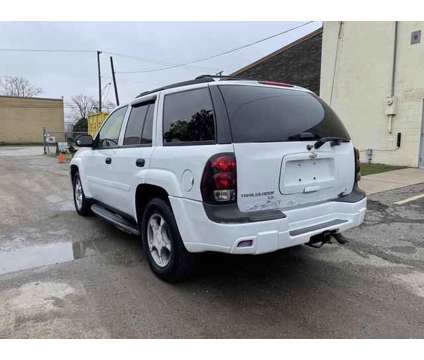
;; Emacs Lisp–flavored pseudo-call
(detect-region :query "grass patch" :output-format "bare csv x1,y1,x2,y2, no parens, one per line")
360,163,407,176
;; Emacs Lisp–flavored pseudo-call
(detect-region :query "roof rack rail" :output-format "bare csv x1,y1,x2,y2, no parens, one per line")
194,74,241,80
136,74,260,98
136,76,215,98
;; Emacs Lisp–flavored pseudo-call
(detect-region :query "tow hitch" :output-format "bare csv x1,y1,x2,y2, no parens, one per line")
306,230,349,248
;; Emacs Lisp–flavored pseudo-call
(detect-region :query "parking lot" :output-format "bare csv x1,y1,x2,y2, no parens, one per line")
1,146,424,338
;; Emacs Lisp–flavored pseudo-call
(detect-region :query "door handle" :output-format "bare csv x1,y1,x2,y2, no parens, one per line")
136,158,145,167
105,157,112,164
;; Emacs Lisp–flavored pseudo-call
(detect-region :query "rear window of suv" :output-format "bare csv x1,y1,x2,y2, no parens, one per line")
218,85,350,143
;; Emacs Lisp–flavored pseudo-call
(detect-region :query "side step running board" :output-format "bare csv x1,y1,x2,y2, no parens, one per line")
91,204,140,236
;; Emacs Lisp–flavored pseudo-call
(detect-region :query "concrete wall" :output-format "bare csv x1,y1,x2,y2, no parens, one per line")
233,29,322,94
0,96,64,144
320,21,424,167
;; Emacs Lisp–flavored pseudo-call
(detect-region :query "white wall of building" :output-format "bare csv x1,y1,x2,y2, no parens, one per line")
320,21,424,167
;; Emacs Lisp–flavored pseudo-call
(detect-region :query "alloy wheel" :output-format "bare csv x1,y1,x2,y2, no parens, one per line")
147,213,172,267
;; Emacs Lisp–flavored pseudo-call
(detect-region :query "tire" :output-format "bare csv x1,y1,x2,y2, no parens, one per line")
141,197,195,282
72,171,92,216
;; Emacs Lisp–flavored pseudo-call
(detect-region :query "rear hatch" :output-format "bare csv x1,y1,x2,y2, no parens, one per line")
218,83,355,212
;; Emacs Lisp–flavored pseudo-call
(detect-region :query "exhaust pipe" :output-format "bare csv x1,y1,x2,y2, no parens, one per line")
306,229,349,248
332,232,349,244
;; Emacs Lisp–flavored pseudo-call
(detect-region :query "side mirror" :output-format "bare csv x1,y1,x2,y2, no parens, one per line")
75,134,94,147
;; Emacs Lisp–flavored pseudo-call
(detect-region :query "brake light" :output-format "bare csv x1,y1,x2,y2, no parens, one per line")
211,156,236,172
201,153,237,203
354,147,361,182
259,80,294,88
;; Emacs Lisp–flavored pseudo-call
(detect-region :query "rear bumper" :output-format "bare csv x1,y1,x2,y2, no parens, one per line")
169,193,367,254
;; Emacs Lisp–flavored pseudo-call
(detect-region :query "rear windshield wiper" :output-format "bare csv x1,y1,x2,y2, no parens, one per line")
288,132,319,141
307,137,350,150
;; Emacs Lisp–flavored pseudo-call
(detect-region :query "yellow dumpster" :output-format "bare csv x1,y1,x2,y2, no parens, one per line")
88,112,109,137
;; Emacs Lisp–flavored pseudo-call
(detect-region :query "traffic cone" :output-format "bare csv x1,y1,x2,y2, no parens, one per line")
58,152,65,163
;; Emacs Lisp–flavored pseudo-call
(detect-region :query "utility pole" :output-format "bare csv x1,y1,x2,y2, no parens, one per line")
97,50,102,113
110,56,120,106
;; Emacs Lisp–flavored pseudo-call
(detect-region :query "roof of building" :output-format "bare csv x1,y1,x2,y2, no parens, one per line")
231,27,323,76
0,95,63,102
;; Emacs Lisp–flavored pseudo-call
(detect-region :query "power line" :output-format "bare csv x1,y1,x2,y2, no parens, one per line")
0,48,95,54
102,51,218,71
0,21,316,76
0,21,317,98
0,47,218,71
115,21,316,74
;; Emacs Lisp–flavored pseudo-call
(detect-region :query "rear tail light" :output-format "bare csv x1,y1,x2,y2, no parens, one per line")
201,153,237,204
354,147,361,182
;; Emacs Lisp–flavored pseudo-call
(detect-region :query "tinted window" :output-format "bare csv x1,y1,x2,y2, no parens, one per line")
219,85,350,143
98,106,127,147
141,104,154,144
123,104,149,145
163,88,215,144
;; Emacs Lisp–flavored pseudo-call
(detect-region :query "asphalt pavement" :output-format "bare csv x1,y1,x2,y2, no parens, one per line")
1,146,424,338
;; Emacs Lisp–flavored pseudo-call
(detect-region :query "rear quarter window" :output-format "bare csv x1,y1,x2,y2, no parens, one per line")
163,87,216,145
218,85,350,143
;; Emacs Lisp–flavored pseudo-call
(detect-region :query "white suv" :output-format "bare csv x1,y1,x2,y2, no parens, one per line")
71,75,367,282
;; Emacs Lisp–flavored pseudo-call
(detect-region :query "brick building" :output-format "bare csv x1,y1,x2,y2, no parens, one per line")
231,27,323,94
0,95,64,144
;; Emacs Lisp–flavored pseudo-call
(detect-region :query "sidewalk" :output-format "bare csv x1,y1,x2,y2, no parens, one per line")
359,168,424,195
0,146,44,157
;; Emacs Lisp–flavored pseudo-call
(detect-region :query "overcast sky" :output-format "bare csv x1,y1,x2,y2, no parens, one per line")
0,21,321,120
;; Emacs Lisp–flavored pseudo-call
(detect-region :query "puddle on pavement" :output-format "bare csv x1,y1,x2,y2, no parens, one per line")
0,241,92,276
0,236,141,276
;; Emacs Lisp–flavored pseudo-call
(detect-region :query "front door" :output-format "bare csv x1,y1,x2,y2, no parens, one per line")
86,106,128,205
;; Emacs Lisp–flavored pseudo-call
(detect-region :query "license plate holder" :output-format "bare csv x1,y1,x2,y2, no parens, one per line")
279,153,336,195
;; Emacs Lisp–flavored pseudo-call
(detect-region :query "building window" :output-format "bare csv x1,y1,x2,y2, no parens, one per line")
411,30,421,45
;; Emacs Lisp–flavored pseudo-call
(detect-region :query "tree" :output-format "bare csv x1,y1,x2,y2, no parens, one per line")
73,117,88,133
70,95,95,121
164,110,214,143
93,99,115,113
0,76,42,97
69,94,115,123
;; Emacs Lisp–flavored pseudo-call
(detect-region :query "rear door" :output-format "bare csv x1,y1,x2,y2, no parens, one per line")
218,83,355,212
108,99,156,216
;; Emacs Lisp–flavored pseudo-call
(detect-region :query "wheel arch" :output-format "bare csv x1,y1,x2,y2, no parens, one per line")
70,164,79,182
135,183,171,224
70,159,92,198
